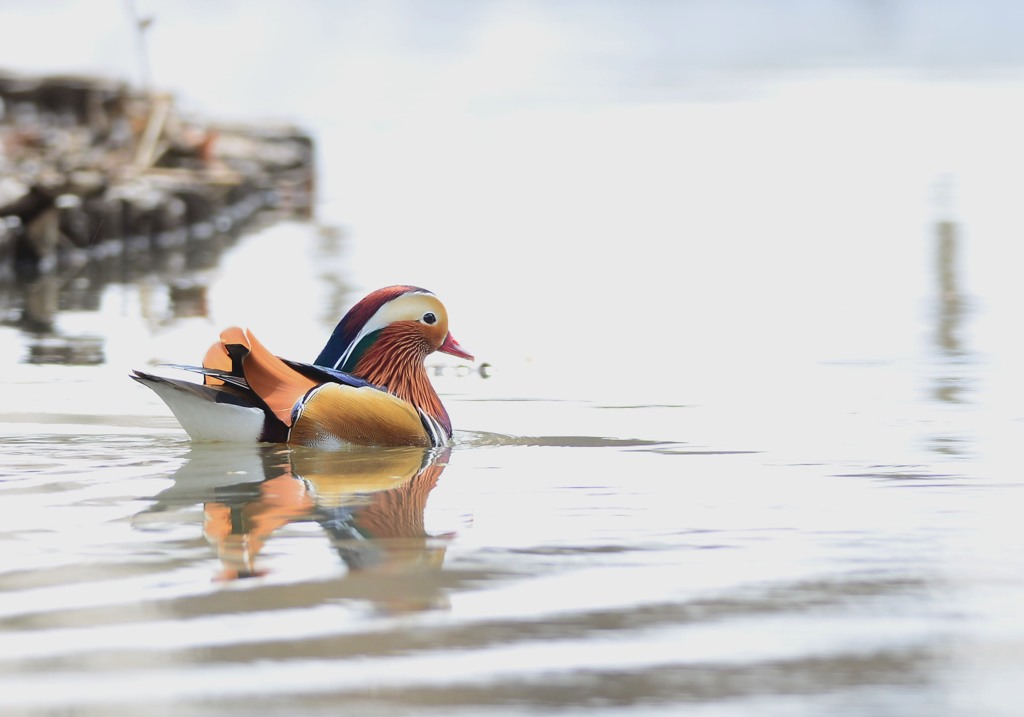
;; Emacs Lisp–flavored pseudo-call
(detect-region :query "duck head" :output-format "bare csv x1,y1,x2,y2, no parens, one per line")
315,285,473,376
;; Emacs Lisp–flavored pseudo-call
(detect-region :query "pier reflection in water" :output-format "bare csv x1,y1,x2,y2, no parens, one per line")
0,215,349,367
0,223,234,365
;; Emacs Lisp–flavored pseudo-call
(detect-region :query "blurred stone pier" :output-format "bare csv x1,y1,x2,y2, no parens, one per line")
0,70,315,280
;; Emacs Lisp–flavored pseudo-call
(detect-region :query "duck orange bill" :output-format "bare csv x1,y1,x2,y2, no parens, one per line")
439,332,473,360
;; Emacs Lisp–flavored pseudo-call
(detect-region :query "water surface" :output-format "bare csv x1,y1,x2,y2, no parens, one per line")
4,3,1024,716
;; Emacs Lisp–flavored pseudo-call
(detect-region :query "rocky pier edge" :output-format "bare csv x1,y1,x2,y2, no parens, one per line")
0,70,315,281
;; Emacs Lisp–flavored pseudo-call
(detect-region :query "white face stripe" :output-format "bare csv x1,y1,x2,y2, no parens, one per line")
332,290,442,370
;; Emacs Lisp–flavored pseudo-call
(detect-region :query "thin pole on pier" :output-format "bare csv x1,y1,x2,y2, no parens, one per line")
126,0,154,92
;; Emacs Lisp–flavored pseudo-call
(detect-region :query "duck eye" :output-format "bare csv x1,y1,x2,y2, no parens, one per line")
422,312,437,325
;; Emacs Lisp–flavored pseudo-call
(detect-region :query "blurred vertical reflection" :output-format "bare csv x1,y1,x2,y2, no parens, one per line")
930,180,970,406
935,218,963,360
313,223,356,333
922,178,976,458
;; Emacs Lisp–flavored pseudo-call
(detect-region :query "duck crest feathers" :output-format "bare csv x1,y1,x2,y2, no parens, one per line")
315,285,432,371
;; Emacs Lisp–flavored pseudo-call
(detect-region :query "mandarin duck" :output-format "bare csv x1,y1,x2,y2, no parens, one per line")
132,285,473,449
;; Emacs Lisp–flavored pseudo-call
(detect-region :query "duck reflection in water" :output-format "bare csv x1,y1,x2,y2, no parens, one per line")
147,443,453,608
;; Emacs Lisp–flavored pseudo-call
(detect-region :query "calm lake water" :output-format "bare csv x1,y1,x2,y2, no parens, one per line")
5,3,1024,716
